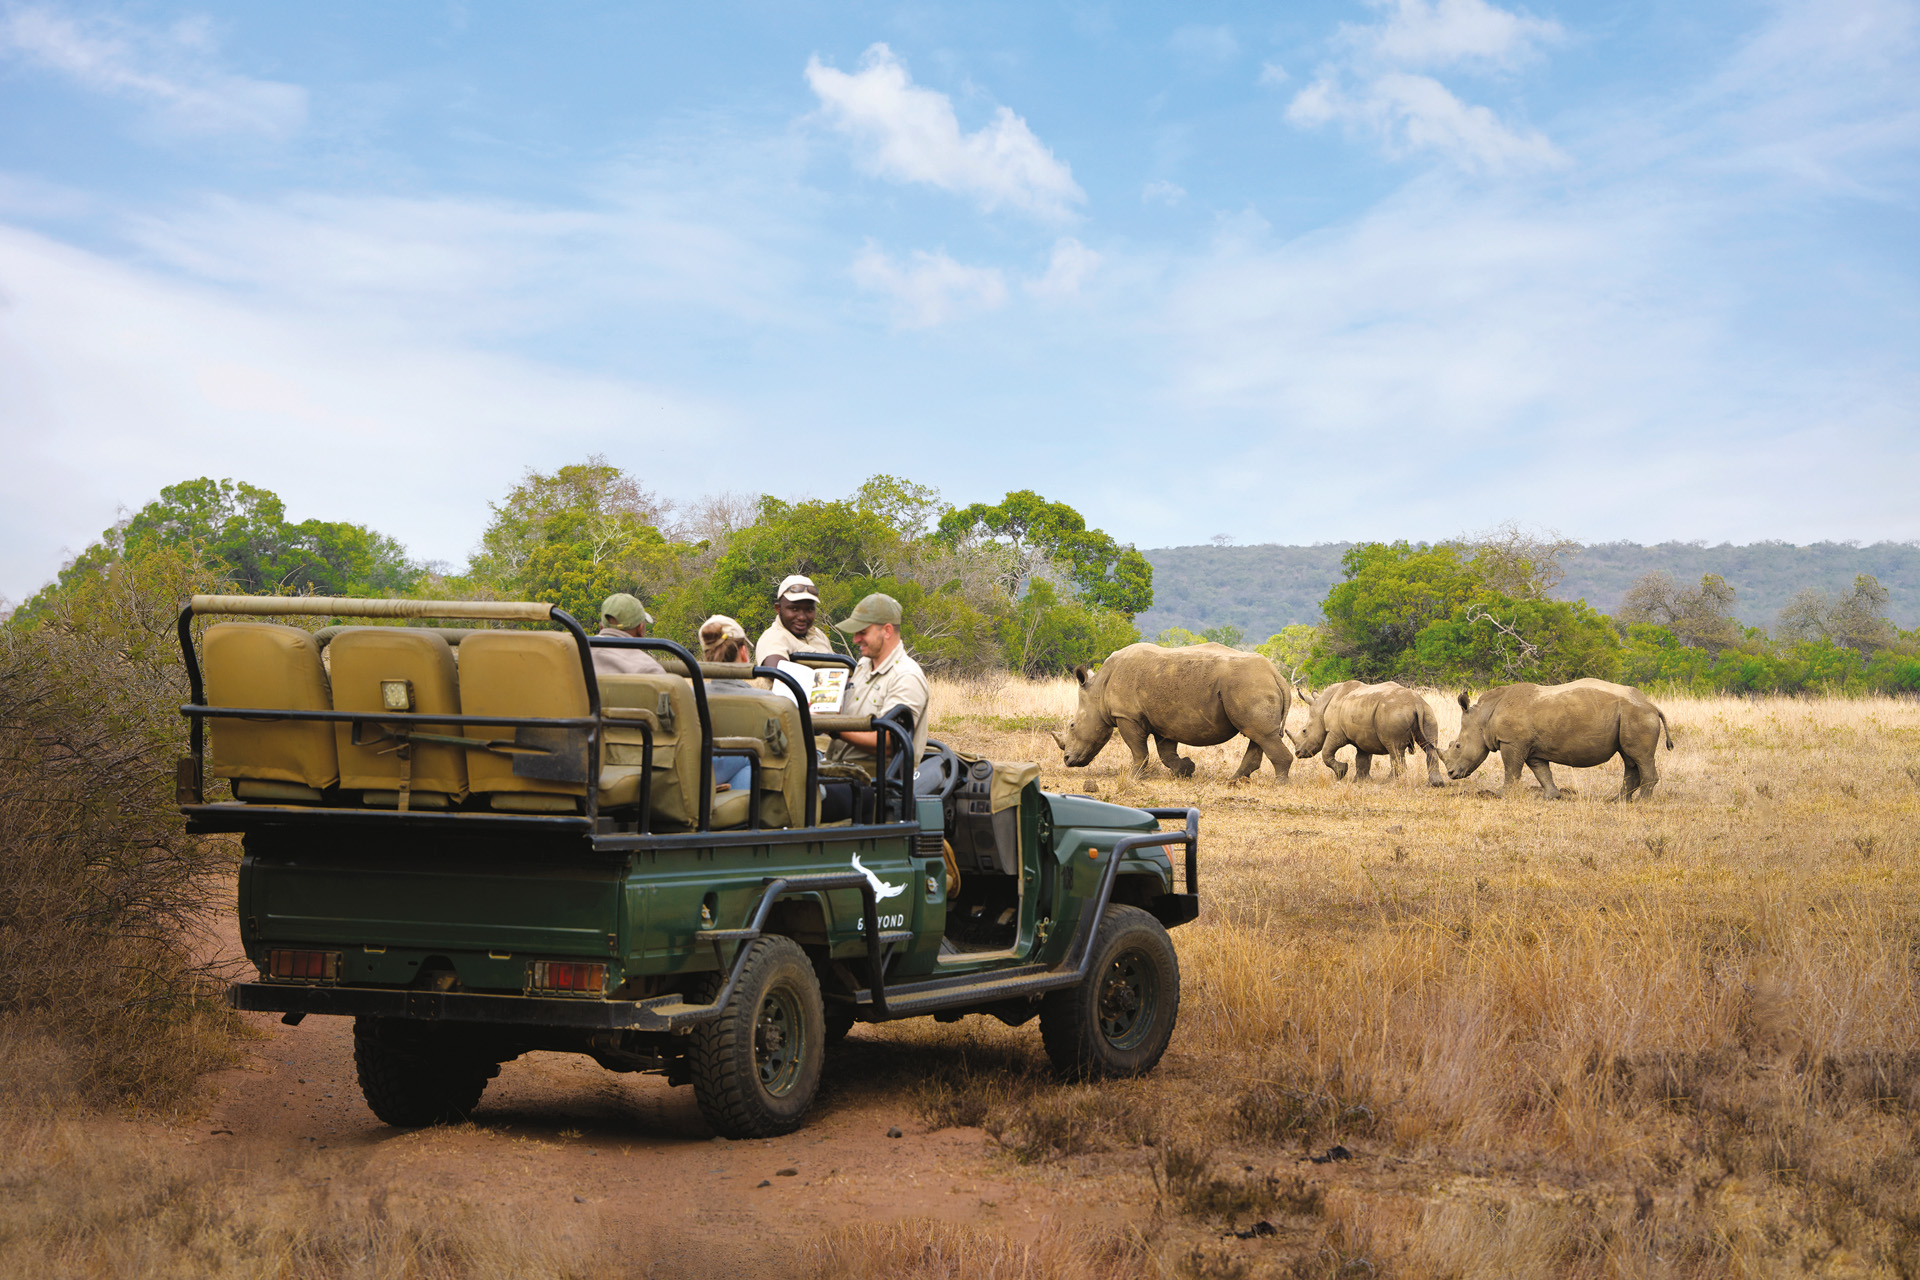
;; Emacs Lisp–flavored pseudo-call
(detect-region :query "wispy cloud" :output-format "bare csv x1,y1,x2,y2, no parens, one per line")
805,43,1084,221
1027,237,1100,299
1287,0,1564,172
0,6,305,137
850,242,1007,327
1142,179,1187,205
1170,24,1239,67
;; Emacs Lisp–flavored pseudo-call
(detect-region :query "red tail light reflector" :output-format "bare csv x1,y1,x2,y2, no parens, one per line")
266,949,339,981
529,961,607,994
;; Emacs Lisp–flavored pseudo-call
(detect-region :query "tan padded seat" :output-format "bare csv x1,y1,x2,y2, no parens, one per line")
597,672,702,827
203,622,339,800
459,632,590,812
328,629,467,809
706,689,809,829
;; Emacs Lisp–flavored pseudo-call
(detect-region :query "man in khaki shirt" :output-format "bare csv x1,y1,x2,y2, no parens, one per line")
823,592,930,774
754,574,835,665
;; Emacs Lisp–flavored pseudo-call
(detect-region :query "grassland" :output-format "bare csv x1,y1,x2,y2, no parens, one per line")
856,679,1920,1278
6,679,1916,1278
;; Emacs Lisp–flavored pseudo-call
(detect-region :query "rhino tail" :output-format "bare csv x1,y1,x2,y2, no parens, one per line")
1660,707,1674,750
1412,700,1439,752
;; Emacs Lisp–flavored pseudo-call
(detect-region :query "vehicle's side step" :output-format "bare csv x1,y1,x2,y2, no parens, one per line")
852,962,1065,1018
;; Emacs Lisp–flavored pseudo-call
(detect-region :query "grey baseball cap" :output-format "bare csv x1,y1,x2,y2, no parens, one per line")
834,592,902,633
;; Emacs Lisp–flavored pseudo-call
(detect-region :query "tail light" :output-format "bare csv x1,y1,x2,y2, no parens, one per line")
266,949,339,981
529,961,607,995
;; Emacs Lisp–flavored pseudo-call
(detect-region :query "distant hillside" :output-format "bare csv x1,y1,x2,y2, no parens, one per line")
1136,541,1920,640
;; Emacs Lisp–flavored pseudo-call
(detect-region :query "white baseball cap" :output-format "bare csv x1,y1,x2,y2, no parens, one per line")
775,574,820,603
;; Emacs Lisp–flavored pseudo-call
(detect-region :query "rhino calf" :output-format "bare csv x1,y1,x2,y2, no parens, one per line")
1443,679,1673,801
1293,681,1445,786
1051,642,1294,783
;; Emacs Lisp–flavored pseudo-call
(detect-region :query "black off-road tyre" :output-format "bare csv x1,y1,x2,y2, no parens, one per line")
352,1018,494,1127
1040,905,1181,1080
688,936,825,1138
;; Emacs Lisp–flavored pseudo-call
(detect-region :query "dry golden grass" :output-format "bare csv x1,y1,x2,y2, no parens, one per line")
871,682,1920,1278
0,1106,605,1280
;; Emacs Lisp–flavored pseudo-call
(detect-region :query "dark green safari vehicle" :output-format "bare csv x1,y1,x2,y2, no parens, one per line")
179,595,1201,1137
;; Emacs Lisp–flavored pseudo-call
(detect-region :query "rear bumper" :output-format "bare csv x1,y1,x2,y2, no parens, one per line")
229,981,683,1032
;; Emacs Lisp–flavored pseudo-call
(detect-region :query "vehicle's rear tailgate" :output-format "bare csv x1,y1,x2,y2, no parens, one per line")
239,831,625,966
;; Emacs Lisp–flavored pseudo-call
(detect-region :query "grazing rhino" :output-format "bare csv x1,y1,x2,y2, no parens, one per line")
1050,642,1295,783
1293,680,1445,786
1442,679,1673,801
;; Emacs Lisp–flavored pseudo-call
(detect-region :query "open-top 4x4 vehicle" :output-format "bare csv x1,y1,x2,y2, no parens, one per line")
180,595,1201,1137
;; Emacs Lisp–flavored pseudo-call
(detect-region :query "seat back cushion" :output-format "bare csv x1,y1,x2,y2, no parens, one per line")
203,622,339,791
328,629,467,803
706,689,808,828
597,672,701,826
458,631,589,805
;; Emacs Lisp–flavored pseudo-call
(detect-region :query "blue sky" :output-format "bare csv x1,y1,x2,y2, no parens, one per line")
1,0,1916,601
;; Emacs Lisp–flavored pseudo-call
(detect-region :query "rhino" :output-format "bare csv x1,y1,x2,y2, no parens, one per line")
1442,679,1673,801
1050,642,1295,783
1292,680,1445,786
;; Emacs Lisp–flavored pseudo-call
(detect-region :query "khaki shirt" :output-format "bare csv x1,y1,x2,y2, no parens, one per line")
592,627,666,676
754,621,835,666
826,642,930,771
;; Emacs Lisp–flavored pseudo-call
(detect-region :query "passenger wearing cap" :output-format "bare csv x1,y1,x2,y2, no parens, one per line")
698,615,757,792
823,592,930,775
592,593,666,676
754,574,834,666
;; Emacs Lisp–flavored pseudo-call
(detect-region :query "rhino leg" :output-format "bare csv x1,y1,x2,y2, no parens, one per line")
1154,735,1196,779
1620,745,1659,801
1616,757,1641,802
1423,743,1446,787
1352,752,1375,782
1525,756,1561,799
1497,744,1528,796
1229,739,1264,785
1384,746,1406,781
1116,719,1153,778
1322,745,1348,781
1236,727,1293,784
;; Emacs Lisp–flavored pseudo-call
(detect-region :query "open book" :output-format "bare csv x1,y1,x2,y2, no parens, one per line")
770,661,850,714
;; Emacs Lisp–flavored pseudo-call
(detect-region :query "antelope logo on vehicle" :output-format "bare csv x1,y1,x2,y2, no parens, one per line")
849,853,906,901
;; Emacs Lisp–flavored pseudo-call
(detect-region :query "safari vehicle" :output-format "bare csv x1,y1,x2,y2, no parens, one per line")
177,595,1201,1138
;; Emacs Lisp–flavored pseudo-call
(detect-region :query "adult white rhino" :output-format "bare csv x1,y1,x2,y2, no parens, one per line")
1292,680,1445,786
1050,642,1295,783
1443,679,1673,801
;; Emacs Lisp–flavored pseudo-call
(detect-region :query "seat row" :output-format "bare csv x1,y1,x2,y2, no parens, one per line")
201,623,809,830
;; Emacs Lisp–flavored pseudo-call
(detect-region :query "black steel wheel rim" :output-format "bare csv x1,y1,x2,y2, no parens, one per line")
755,983,806,1097
1097,947,1158,1050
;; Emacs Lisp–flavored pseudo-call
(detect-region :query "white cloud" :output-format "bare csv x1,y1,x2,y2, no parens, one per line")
1363,0,1562,69
805,43,1084,221
1288,71,1564,172
1027,237,1101,299
850,243,1007,327
0,6,305,137
1288,0,1565,172
1142,179,1187,205
1257,62,1291,88
1170,24,1239,66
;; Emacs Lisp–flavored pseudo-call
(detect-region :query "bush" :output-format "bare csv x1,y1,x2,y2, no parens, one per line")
0,545,238,1110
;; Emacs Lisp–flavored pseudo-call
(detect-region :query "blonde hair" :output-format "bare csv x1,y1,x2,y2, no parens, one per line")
699,615,750,663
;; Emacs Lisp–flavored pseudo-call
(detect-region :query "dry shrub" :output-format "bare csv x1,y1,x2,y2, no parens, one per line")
0,1111,605,1280
804,1217,1149,1280
0,546,238,1111
909,1043,1163,1161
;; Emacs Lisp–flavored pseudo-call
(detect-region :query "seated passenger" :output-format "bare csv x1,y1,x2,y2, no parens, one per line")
699,614,755,792
593,593,666,676
819,593,929,823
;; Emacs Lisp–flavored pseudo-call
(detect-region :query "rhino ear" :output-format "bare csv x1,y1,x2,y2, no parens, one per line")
1458,690,1472,712
1073,663,1094,687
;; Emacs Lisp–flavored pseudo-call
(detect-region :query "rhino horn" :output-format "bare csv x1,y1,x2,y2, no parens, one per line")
1049,729,1068,750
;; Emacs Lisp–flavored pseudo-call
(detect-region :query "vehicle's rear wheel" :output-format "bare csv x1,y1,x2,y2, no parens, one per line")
687,936,825,1138
1040,905,1180,1080
352,1018,495,1127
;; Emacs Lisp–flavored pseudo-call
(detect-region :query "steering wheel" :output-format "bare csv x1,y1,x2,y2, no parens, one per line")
914,738,966,802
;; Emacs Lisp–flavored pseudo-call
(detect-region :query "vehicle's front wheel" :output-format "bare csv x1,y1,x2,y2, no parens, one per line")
352,1018,495,1127
1040,905,1180,1080
687,936,825,1138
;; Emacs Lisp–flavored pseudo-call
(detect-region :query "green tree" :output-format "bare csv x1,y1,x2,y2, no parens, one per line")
1318,542,1480,680
1255,625,1319,682
1412,595,1621,685
934,490,1153,617
1001,580,1139,676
